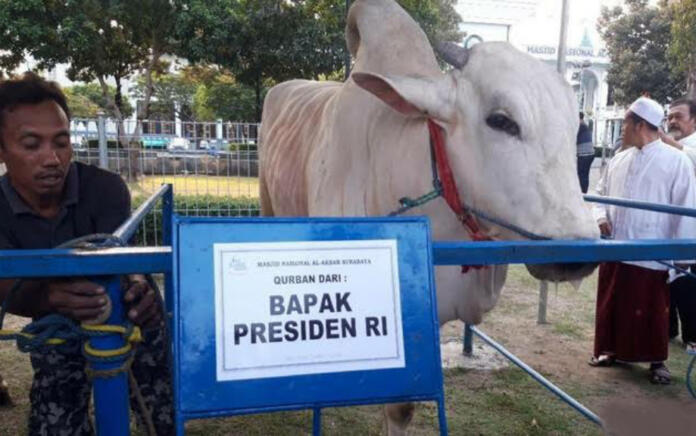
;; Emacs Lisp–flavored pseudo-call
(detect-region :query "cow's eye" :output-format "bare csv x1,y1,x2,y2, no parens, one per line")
486,112,520,137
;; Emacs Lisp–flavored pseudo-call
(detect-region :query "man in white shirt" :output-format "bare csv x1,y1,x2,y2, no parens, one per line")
660,98,696,353
590,97,696,385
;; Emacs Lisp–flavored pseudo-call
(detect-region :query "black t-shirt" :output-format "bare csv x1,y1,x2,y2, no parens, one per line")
0,162,130,249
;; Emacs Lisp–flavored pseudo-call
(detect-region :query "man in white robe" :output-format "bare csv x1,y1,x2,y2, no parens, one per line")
590,97,696,384
660,98,696,353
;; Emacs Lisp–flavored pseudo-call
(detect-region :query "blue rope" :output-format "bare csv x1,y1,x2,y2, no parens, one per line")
15,314,83,353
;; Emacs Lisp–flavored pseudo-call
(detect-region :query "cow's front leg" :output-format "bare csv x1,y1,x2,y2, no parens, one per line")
384,402,415,435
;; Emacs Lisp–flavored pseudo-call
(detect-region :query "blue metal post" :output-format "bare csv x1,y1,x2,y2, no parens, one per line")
470,326,602,425
91,275,131,436
312,408,322,436
437,396,448,435
463,324,473,356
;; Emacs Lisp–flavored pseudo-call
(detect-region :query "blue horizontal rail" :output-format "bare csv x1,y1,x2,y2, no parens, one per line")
2,239,694,280
0,247,171,278
433,239,696,265
584,194,696,218
470,326,602,425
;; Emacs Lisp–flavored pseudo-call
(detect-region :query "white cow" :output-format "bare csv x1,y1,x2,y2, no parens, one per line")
260,0,599,433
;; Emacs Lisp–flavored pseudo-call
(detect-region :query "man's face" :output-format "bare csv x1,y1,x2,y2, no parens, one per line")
667,104,696,140
621,112,637,147
0,100,72,202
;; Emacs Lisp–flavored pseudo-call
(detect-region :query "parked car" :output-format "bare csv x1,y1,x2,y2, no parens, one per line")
169,137,190,150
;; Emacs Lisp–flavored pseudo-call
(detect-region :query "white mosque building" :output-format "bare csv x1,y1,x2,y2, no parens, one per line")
456,0,625,148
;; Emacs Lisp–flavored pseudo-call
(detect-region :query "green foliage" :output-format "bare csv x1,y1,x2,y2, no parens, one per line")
399,0,463,43
63,87,101,118
0,0,178,121
193,73,259,122
175,0,462,121
227,142,258,152
669,0,696,96
597,0,685,104
65,83,134,118
133,69,198,121
131,195,260,246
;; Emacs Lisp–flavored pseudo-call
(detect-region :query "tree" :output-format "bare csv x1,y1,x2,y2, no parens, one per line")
176,0,462,121
133,70,198,121
66,83,134,118
597,0,684,105
193,73,258,121
63,88,101,119
399,0,463,43
669,0,696,98
0,0,177,131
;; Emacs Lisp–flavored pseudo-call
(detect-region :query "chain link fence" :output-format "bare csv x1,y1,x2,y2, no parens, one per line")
70,116,261,245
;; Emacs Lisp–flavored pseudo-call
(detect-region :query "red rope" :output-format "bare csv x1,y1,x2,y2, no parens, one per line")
427,119,490,272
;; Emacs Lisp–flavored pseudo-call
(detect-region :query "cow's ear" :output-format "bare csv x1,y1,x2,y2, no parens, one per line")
352,72,455,122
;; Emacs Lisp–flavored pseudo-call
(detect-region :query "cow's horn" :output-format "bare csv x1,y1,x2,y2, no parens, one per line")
435,41,469,69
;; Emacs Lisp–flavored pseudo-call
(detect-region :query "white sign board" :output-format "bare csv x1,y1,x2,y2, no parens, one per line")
214,239,404,381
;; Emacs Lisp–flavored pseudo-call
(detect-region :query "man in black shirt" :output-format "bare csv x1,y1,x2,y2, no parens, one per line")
0,73,172,435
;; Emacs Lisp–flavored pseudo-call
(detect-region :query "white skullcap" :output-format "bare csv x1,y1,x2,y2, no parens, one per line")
628,97,664,127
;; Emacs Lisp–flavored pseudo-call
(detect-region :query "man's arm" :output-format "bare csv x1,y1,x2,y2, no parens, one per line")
592,162,611,235
0,278,108,320
659,129,684,150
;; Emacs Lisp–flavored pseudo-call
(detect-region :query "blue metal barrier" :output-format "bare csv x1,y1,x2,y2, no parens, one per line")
584,194,696,218
467,325,602,425
0,185,173,436
4,187,696,433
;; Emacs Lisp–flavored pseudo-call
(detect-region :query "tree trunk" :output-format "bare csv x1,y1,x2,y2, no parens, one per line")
255,76,262,123
139,48,161,121
688,65,696,99
97,76,137,181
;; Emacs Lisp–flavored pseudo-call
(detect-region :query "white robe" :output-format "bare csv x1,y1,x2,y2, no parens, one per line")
593,139,696,270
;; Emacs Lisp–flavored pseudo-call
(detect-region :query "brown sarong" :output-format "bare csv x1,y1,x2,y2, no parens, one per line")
594,262,670,362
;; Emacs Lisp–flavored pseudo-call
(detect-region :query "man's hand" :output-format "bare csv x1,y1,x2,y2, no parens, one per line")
599,221,612,238
45,279,109,321
123,275,162,328
658,128,683,149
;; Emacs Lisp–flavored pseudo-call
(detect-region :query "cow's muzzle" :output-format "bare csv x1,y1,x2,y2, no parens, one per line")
524,262,598,282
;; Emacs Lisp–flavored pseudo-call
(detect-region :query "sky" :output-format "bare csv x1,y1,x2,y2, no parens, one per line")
455,0,626,50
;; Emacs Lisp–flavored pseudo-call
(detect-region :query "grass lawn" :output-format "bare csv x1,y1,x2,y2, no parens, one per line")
128,175,259,198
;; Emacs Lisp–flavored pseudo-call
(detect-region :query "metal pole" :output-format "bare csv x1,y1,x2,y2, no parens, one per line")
537,281,548,324
114,184,172,243
313,408,322,436
91,276,131,436
98,111,108,169
556,0,570,76
462,323,473,356
471,326,602,426
344,0,352,80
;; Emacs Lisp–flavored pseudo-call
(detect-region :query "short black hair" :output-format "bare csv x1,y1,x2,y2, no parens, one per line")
0,72,70,145
670,97,696,119
579,112,584,120
628,111,658,132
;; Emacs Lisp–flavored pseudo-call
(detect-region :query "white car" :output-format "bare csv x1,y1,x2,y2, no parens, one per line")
168,137,190,150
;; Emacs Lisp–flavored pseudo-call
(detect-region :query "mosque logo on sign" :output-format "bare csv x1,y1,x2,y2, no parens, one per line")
227,256,248,274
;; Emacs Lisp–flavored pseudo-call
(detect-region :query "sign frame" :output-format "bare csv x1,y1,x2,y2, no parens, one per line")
172,216,446,435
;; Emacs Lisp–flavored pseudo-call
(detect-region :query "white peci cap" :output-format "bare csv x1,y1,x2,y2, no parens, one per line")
628,97,664,128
